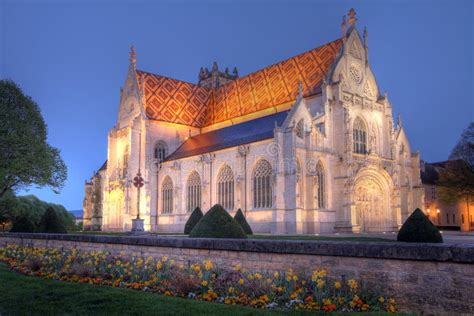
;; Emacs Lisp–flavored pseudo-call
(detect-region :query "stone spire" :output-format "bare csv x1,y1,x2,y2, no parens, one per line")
348,8,357,27
341,15,347,42
130,45,136,69
363,27,369,64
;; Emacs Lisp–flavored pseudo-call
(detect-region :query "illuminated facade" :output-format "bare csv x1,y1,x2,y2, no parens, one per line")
83,10,424,233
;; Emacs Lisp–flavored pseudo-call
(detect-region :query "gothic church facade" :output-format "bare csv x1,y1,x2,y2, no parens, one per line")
83,10,424,233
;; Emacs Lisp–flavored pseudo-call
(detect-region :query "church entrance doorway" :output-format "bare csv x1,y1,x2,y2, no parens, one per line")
354,176,391,232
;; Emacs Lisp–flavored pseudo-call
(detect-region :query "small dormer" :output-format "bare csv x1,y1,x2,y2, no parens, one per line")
198,62,239,88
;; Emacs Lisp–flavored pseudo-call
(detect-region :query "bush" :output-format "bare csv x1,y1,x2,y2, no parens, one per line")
189,204,247,239
234,208,253,235
397,208,443,243
10,216,36,233
39,206,67,234
184,207,204,234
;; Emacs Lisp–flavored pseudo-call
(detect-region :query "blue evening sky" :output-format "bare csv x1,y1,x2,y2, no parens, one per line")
1,0,472,210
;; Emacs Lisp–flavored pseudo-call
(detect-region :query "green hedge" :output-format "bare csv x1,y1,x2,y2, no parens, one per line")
189,204,247,239
184,207,203,234
397,208,443,243
234,209,253,235
10,216,36,233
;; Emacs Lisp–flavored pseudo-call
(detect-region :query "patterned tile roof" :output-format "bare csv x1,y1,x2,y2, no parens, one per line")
138,38,342,128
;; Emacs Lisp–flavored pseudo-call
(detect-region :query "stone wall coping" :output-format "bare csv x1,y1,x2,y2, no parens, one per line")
1,233,473,263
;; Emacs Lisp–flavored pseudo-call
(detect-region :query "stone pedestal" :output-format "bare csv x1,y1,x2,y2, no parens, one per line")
131,219,144,232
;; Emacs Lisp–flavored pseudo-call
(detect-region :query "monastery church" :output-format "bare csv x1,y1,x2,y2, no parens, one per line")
83,9,424,234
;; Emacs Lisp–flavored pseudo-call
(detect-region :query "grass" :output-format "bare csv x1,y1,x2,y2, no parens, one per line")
73,231,392,242
0,263,402,316
249,235,393,242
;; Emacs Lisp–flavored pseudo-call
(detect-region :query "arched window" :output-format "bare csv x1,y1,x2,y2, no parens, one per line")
253,159,273,208
161,176,173,214
186,171,201,212
295,119,304,139
353,118,367,154
316,162,326,209
154,141,167,162
122,145,129,177
217,165,234,211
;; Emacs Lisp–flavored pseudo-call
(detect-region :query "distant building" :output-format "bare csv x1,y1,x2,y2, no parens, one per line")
69,210,83,226
421,161,473,231
83,9,423,233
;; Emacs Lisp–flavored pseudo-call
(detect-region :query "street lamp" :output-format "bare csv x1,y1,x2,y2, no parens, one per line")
437,209,440,224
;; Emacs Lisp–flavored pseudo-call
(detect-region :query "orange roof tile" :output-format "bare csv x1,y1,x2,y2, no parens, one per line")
138,38,342,128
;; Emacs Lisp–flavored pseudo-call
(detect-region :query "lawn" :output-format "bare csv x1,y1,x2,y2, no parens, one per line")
73,231,392,242
249,235,393,242
0,263,400,315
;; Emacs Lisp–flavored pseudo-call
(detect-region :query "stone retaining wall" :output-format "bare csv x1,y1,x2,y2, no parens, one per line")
1,233,473,315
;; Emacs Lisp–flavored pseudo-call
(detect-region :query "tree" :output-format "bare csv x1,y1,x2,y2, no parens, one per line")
397,208,443,243
39,206,67,233
437,160,474,231
10,215,36,233
234,208,253,235
184,207,203,234
0,80,67,199
0,190,16,231
449,122,474,167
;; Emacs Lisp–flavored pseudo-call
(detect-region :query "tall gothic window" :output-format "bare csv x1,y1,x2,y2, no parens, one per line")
253,159,273,209
161,176,173,214
295,119,304,139
316,162,326,209
122,145,129,178
353,118,367,154
217,165,234,211
186,171,201,212
154,141,167,162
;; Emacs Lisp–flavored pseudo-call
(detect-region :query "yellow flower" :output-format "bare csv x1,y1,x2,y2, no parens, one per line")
273,271,279,278
161,256,168,262
334,281,342,289
201,280,208,286
317,279,325,289
293,275,298,282
378,296,385,303
156,262,163,270
348,279,358,290
228,287,234,294
389,298,396,305
266,278,273,284
388,304,397,312
233,264,241,271
238,278,244,285
254,273,262,280
203,260,214,271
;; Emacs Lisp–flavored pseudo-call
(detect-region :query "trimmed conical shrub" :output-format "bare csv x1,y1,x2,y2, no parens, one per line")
234,208,253,235
39,206,67,234
189,204,247,239
10,216,36,233
397,208,443,243
184,207,204,234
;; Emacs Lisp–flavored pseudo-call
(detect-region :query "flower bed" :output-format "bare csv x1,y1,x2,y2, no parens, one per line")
0,244,397,313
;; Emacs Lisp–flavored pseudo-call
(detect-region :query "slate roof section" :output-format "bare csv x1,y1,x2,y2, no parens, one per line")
138,39,342,128
165,110,289,161
420,161,447,185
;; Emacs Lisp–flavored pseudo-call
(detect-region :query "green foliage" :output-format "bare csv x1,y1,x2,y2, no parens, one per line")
39,206,67,234
0,80,67,199
184,207,203,234
0,190,16,230
234,209,253,235
189,204,247,239
397,208,443,243
437,160,474,205
10,215,36,233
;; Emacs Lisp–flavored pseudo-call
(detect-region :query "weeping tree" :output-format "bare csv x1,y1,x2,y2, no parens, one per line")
0,80,67,199
449,122,474,167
